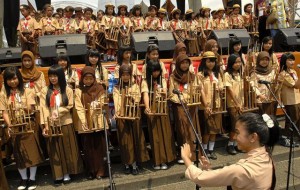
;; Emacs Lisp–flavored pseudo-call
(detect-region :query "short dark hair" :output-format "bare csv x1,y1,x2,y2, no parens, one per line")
280,52,295,72
3,67,24,97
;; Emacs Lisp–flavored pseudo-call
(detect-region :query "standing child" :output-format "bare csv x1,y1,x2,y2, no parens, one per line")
250,51,277,115
40,4,59,35
17,5,39,54
214,8,229,30
243,3,256,32
61,6,76,34
40,65,82,184
74,66,109,180
229,4,244,29
169,54,208,163
144,5,161,31
0,67,44,190
198,51,224,160
113,64,149,175
278,53,300,139
79,7,98,49
198,7,213,51
74,7,84,29
184,9,200,56
131,5,145,32
157,8,169,31
170,9,185,44
117,5,132,47
142,60,176,170
224,54,243,155
101,3,118,61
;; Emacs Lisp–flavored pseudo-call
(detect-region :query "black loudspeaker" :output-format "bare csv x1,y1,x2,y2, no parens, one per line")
131,31,175,53
0,47,21,60
209,29,250,54
39,34,87,58
273,28,300,52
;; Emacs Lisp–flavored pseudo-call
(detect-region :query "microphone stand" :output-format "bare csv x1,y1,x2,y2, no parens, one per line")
103,110,116,190
175,92,209,190
262,83,300,190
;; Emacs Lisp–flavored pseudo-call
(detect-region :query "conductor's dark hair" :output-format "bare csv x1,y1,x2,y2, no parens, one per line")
280,52,295,72
3,67,24,97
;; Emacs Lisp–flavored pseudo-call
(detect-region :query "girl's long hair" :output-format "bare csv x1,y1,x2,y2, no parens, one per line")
146,60,163,92
46,65,68,107
198,57,220,77
226,54,241,79
85,49,103,80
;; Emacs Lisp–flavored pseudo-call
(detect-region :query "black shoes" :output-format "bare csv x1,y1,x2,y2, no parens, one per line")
227,145,237,155
17,180,27,190
27,180,37,190
124,166,131,175
132,167,139,175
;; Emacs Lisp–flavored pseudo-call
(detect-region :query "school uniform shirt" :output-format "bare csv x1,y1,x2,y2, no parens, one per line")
65,69,80,87
213,18,229,30
242,13,253,28
279,69,300,105
198,17,214,31
79,19,98,33
24,72,46,98
168,73,202,104
74,88,108,133
158,18,170,31
229,14,244,29
250,70,276,103
224,72,244,108
60,17,77,34
144,16,161,31
74,17,84,28
40,86,73,126
100,15,118,30
131,16,145,31
184,20,198,36
185,146,273,190
197,72,224,110
94,66,109,86
117,16,132,30
170,19,185,31
113,84,141,115
40,16,59,34
0,88,35,111
17,15,40,34
142,61,167,79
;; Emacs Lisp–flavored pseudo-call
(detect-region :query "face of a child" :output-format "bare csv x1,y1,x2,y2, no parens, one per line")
259,57,269,67
149,9,156,17
233,8,240,15
97,12,103,19
180,60,190,71
135,9,141,16
218,11,224,18
286,58,295,69
76,11,83,18
121,72,131,83
206,58,216,70
22,56,33,69
107,7,114,15
120,7,126,16
83,74,95,86
175,13,180,20
123,51,131,62
54,14,61,20
263,40,272,51
211,43,218,54
246,5,253,13
65,11,73,18
21,9,30,17
159,13,165,19
234,121,253,152
84,11,92,19
49,74,58,86
58,60,67,69
204,10,210,17
233,57,242,71
152,70,161,79
178,48,187,56
45,7,53,17
148,50,159,61
89,55,99,65
7,75,19,89
233,43,242,53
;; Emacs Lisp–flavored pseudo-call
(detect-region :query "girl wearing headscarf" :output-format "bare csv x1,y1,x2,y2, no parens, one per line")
169,54,208,163
75,66,109,180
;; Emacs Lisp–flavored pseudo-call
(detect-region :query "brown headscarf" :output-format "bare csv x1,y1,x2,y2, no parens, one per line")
173,54,195,84
255,51,272,75
173,42,187,60
80,66,103,107
204,39,222,64
20,50,41,83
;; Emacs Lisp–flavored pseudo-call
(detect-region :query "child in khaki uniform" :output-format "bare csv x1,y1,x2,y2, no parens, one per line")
229,4,244,29
117,5,132,46
79,7,98,48
131,5,145,32
144,5,161,31
113,64,149,175
61,6,77,34
40,4,59,35
17,5,40,55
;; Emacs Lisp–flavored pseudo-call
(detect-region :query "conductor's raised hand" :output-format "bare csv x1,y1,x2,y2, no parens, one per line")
181,143,192,160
